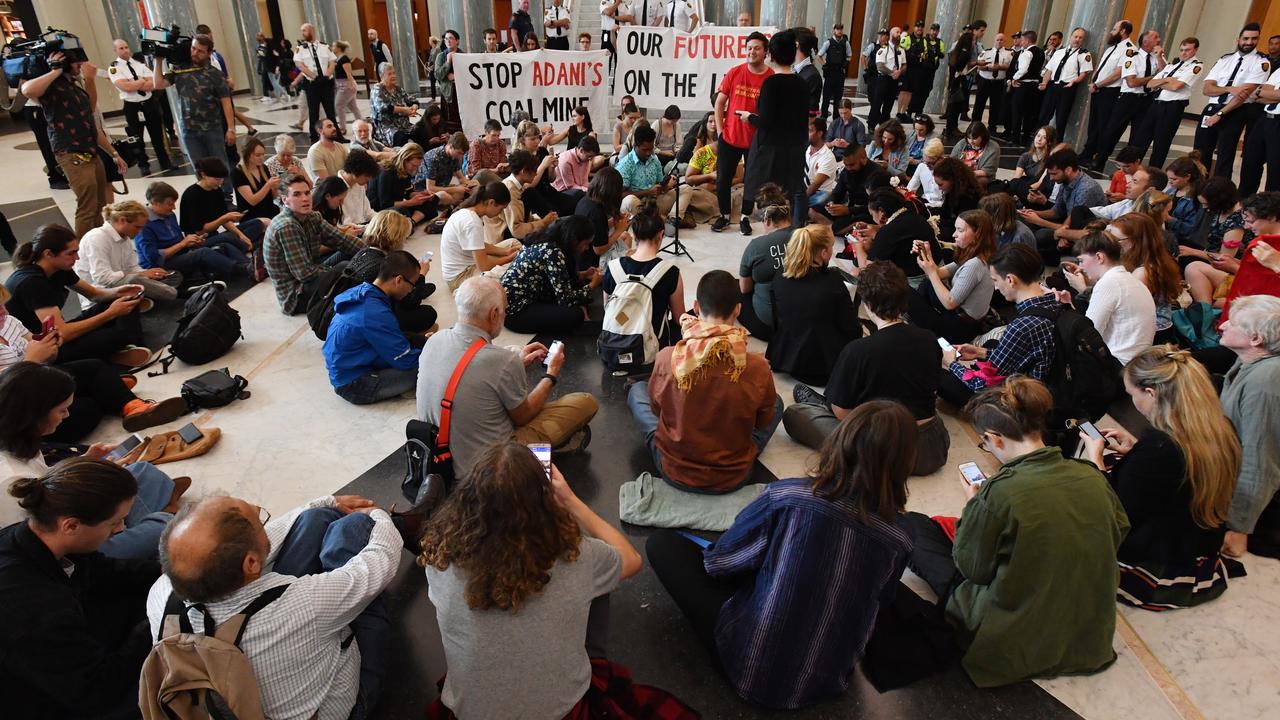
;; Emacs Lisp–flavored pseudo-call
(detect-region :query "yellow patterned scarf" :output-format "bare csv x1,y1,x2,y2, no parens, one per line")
671,313,749,391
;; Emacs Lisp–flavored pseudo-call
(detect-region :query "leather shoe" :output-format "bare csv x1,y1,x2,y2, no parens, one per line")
392,474,446,553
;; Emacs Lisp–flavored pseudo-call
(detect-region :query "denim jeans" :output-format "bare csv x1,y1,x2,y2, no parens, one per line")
273,508,390,720
627,381,784,485
101,461,174,561
181,129,234,201
334,367,418,405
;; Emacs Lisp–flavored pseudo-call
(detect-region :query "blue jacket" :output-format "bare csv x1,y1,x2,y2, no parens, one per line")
322,282,420,388
135,211,184,269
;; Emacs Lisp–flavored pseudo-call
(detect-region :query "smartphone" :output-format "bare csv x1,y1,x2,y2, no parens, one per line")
937,337,954,353
959,462,987,486
105,434,143,461
678,531,713,550
177,423,204,444
32,315,57,341
422,250,434,261
543,340,563,367
1078,421,1103,441
528,442,552,479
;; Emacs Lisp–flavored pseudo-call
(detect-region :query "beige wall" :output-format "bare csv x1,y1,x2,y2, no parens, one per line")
1174,0,1250,114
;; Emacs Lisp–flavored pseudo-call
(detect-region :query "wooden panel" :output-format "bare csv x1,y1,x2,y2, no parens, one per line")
1126,0,1150,33
1252,0,1280,38
851,0,867,79
1002,0,1028,35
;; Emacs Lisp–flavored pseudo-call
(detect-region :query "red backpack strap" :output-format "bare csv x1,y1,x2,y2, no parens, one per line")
437,338,488,450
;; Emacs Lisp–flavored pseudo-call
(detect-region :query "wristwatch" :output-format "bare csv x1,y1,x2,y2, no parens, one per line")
541,373,559,386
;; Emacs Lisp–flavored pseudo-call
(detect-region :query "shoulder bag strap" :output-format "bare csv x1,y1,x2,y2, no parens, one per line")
437,338,488,451
161,591,193,640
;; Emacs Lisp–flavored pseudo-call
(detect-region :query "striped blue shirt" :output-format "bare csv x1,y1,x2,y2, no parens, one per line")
705,479,912,709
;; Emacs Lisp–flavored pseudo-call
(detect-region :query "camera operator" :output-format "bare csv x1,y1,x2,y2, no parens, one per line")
149,34,235,188
20,51,128,239
108,39,171,175
294,23,340,144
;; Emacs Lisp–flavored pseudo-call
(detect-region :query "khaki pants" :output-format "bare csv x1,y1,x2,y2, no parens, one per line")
674,185,727,223
445,239,522,294
621,190,676,218
56,152,109,239
513,392,600,448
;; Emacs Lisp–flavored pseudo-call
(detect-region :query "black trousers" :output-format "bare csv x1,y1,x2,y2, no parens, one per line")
306,78,337,142
1082,86,1121,158
908,66,938,114
645,530,741,659
1094,92,1148,165
505,302,586,335
58,303,144,364
1193,103,1261,180
1132,99,1187,168
154,88,177,135
907,282,984,344
903,512,966,601
867,75,899,130
523,183,582,218
1039,82,1078,133
820,72,845,121
1239,113,1280,196
972,78,1005,131
122,98,171,169
602,30,616,76
46,359,138,443
23,106,67,183
545,36,570,50
737,290,773,341
716,138,750,216
1010,83,1041,143
937,367,978,407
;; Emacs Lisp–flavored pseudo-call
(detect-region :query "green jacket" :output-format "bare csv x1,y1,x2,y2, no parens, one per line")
946,446,1130,687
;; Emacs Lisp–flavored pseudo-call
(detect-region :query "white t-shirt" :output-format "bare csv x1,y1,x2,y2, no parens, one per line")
1087,265,1156,365
1,450,49,527
908,162,944,206
805,144,838,195
441,208,488,282
339,177,374,225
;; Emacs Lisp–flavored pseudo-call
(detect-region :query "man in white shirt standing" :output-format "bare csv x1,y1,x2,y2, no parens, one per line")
661,0,699,33
804,117,839,222
1008,30,1045,146
867,26,906,130
1195,23,1269,181
1091,29,1164,172
295,23,340,144
1065,230,1155,366
1081,20,1136,162
632,0,666,28
599,1,634,71
544,0,572,50
1038,27,1093,132
1241,60,1280,194
1131,37,1204,168
972,32,1011,134
149,494,403,720
108,39,170,173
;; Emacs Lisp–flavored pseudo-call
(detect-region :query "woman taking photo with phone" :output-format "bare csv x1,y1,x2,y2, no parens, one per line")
910,208,997,343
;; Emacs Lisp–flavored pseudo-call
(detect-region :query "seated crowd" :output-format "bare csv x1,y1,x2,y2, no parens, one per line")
4,20,1280,720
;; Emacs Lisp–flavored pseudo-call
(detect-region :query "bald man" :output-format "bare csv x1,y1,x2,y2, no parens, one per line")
147,494,404,719
295,23,340,143
109,39,171,173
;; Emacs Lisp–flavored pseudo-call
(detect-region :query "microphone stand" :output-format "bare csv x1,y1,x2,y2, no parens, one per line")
660,162,693,261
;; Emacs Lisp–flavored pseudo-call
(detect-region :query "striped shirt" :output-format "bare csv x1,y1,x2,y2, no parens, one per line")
705,480,912,709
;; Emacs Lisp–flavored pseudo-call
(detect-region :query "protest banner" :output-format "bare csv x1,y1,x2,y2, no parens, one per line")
612,26,775,114
452,49,611,139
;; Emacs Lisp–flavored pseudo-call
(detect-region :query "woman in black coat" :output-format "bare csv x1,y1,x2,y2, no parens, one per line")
743,31,811,230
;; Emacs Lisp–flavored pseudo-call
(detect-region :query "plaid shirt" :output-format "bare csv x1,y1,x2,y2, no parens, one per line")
951,293,1059,391
466,137,508,177
263,207,363,314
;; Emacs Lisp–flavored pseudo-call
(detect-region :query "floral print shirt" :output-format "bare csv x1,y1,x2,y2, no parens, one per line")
370,82,416,145
499,243,590,316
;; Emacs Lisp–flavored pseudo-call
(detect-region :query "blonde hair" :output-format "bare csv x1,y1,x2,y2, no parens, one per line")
923,138,945,159
388,142,425,176
782,225,834,279
333,40,349,53
363,209,412,252
1124,346,1240,528
102,199,147,224
516,120,542,140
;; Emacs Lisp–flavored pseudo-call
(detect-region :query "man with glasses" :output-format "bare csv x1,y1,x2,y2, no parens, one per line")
263,176,365,315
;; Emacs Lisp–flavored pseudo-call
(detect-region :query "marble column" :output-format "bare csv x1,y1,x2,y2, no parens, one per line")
1021,0,1051,39
758,0,806,30
822,0,846,38
439,0,495,54
385,0,419,93
302,0,340,44
1061,0,1127,149
1140,0,1186,52
860,0,890,59
924,0,974,114
101,0,144,52
140,0,198,136
229,0,264,95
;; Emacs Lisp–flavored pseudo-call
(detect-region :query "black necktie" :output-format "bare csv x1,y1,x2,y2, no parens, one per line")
124,60,138,80
310,44,324,80
1097,44,1118,80
1225,55,1244,87
1144,54,1152,77
1054,49,1074,82
642,0,648,25
892,45,899,69
669,2,675,27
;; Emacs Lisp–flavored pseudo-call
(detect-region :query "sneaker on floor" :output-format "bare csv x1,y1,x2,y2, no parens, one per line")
792,383,828,408
740,216,753,236
555,425,593,454
119,374,138,390
121,397,188,432
710,215,730,232
110,345,160,370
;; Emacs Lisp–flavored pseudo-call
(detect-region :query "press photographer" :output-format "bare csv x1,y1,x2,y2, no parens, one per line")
148,30,235,184
16,30,128,238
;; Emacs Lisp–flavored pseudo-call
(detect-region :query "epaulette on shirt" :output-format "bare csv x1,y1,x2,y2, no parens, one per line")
1126,48,1137,57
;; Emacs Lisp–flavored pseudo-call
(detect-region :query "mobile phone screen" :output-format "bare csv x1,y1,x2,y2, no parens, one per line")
528,442,552,478
543,340,563,367
959,462,986,486
33,315,57,340
1079,421,1103,440
937,337,954,353
105,434,142,461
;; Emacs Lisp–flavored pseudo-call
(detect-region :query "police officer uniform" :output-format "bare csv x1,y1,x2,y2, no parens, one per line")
294,39,338,143
545,2,571,49
1131,53,1203,168
109,55,171,172
995,33,1022,134
1238,64,1279,194
899,23,927,121
973,42,1011,131
1082,36,1137,159
1009,36,1045,144
1039,43,1092,132
1093,47,1162,168
862,37,883,97
1195,49,1270,181
664,0,697,33
868,36,906,130
908,24,946,115
818,31,853,120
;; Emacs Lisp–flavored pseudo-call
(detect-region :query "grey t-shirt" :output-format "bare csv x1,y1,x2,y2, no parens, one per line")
739,227,793,328
415,324,528,478
944,256,994,320
427,537,622,719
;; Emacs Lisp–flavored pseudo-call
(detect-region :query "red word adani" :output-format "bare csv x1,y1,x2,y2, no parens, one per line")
532,60,606,87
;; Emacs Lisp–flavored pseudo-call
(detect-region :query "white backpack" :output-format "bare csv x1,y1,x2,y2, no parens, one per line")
598,257,673,372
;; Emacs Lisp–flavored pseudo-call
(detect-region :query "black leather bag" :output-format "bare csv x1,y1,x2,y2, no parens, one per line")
181,369,250,411
401,419,450,510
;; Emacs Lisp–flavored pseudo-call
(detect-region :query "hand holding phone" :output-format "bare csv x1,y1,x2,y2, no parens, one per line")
528,442,552,479
959,461,986,487
105,434,143,462
32,315,57,341
937,337,954,353
543,340,564,367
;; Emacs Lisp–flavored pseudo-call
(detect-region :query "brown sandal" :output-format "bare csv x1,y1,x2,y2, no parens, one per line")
136,428,222,465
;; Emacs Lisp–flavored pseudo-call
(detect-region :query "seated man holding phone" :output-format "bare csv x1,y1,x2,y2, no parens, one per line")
616,125,677,216
136,181,250,282
416,277,598,480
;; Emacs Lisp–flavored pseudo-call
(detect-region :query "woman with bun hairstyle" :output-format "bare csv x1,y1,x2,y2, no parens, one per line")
906,376,1129,687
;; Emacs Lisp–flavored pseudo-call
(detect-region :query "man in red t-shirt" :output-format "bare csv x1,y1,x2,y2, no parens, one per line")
712,32,772,235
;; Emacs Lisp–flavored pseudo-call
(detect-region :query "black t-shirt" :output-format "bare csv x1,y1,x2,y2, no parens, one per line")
752,74,810,148
567,126,589,150
232,167,280,221
825,323,942,419
335,56,351,81
368,168,411,211
601,256,680,334
3,265,79,332
180,183,230,235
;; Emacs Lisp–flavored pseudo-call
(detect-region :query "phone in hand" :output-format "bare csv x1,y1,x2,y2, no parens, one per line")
1078,421,1104,441
422,250,434,261
528,442,552,479
32,315,57,341
959,461,987,487
177,423,204,444
937,337,954,353
105,434,143,461
544,340,563,367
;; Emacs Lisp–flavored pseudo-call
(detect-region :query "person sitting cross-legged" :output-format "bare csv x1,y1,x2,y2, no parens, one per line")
617,124,676,216
342,210,438,336
147,492,401,720
136,181,250,283
74,200,180,306
0,458,162,719
323,250,425,405
368,143,443,224
415,276,599,481
440,182,520,294
500,216,599,335
180,157,267,265
1060,228,1156,365
628,270,783,493
646,400,918,709
786,261,950,476
263,175,365,315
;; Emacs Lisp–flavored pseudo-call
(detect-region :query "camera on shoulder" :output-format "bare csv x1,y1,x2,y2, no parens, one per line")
140,25,194,66
2,27,90,88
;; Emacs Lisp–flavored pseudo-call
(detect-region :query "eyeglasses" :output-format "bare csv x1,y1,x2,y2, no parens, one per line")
256,505,272,525
976,431,998,454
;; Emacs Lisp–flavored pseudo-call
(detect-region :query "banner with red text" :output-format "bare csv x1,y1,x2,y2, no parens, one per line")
452,50,611,140
613,26,776,114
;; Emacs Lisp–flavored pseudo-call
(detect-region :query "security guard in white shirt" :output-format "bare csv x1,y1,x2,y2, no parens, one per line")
662,0,699,33
1131,38,1204,167
1008,30,1046,144
108,39,170,172
1038,27,1093,132
1093,30,1164,170
973,32,1011,132
1082,21,1136,160
868,26,907,130
544,0,571,50
1195,23,1271,182
1240,65,1280,193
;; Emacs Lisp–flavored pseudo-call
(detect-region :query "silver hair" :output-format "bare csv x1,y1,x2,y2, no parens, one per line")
454,277,505,325
379,62,395,79
1228,295,1280,355
273,134,295,153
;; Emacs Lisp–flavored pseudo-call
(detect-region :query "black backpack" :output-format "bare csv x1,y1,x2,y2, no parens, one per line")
152,284,242,375
181,368,250,410
1024,305,1123,424
306,261,358,340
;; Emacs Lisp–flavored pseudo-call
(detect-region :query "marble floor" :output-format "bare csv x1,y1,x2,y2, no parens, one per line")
0,89,1275,719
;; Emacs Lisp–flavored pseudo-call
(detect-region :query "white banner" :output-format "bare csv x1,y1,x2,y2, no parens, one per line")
612,26,776,115
452,49,611,140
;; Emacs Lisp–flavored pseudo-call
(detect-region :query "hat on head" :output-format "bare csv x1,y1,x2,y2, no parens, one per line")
931,23,941,30
878,28,889,36
915,20,925,28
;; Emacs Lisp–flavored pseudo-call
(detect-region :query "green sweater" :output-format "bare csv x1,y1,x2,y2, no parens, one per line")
1221,354,1280,533
946,446,1130,687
